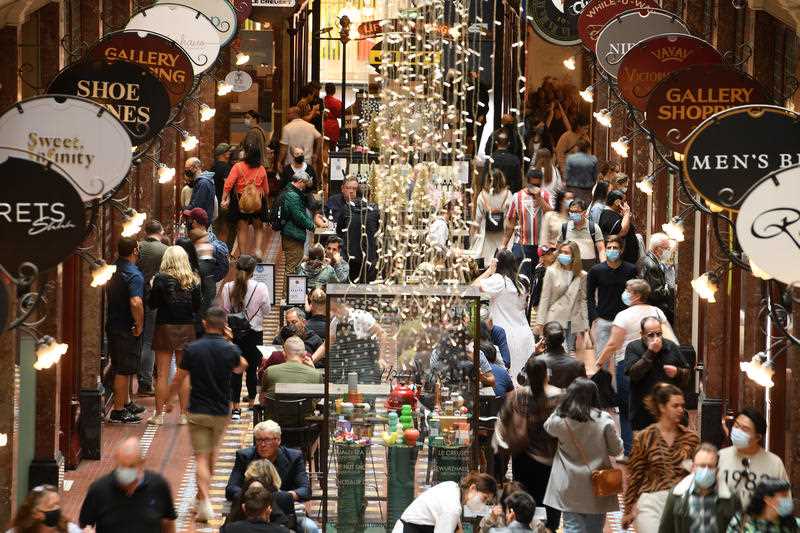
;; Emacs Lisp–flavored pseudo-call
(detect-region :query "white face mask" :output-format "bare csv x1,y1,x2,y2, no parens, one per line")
244,118,253,126
115,466,138,486
465,494,485,512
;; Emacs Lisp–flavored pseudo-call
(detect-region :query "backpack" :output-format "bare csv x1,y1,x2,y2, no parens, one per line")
208,233,230,282
226,284,256,343
269,189,288,231
560,221,596,242
233,162,264,214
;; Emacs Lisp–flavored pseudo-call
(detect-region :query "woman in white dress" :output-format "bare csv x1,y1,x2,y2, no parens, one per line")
470,168,512,262
473,249,536,382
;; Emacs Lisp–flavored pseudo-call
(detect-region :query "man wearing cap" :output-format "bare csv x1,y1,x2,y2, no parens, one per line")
183,207,209,233
185,157,217,226
211,143,232,238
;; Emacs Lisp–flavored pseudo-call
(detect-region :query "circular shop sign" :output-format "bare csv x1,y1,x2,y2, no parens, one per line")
682,105,800,210
527,0,587,46
126,4,221,76
231,0,252,24
0,95,133,202
86,30,194,106
736,165,800,285
595,8,689,79
617,34,722,111
578,0,658,52
155,0,238,46
648,64,772,153
47,58,172,145
0,153,86,273
225,70,253,93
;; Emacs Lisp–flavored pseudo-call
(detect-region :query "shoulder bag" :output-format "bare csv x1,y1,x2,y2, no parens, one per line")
565,418,623,497
484,191,509,233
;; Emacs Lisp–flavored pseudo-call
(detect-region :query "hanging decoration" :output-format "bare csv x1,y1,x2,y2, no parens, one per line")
578,0,658,51
224,70,253,92
155,0,239,47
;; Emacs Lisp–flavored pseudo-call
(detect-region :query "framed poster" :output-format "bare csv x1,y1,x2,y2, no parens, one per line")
286,275,308,305
253,263,275,305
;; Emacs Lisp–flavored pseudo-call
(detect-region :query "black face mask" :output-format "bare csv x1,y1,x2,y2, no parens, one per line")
42,508,61,527
293,155,305,164
184,169,195,179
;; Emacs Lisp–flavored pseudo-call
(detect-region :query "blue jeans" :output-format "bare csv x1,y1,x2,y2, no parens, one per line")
616,360,633,455
563,511,606,532
564,321,577,353
138,307,156,387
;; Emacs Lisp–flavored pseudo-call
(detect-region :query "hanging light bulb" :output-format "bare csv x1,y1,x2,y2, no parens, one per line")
748,256,772,280
121,209,146,237
157,164,176,184
662,217,685,242
33,336,68,370
217,81,233,96
199,103,216,122
579,85,594,103
235,52,250,66
181,134,199,151
90,260,117,288
740,352,774,388
691,272,719,303
563,56,576,70
593,108,612,128
611,137,629,158
673,151,685,162
636,175,655,195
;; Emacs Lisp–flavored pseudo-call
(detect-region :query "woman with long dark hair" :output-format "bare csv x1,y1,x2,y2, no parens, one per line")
727,478,798,532
544,378,623,532
588,180,609,227
221,141,270,260
497,357,563,531
221,255,271,418
473,249,535,381
469,168,512,262
8,485,81,533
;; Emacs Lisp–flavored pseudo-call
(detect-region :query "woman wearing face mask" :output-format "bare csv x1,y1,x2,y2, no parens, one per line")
8,485,83,532
534,241,588,354
540,190,574,249
718,408,789,509
391,472,497,533
623,384,699,531
278,145,319,193
727,478,798,532
544,378,623,532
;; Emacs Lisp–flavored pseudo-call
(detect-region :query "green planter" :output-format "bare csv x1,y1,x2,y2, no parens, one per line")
387,445,419,530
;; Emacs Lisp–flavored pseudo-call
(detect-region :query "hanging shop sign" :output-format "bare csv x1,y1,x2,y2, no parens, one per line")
648,64,771,153
617,34,722,111
578,0,658,51
86,30,194,106
595,8,689,79
682,105,800,210
526,0,587,46
224,70,253,92
126,4,221,76
0,154,86,273
47,58,171,145
736,164,800,285
0,95,133,202
251,0,295,6
155,0,238,46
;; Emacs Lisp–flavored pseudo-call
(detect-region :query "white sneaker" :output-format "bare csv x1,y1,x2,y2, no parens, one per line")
146,413,164,425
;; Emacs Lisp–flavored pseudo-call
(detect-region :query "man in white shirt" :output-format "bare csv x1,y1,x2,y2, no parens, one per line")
278,106,322,169
718,408,789,508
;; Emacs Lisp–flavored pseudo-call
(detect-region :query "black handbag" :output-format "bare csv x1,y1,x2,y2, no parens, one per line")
483,192,508,233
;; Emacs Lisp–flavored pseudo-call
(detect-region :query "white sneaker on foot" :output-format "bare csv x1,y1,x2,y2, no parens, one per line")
146,413,164,425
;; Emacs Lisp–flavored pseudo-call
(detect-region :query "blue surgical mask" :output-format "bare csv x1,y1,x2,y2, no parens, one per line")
569,212,582,223
114,466,138,486
557,254,572,266
621,290,632,306
730,427,751,449
777,496,794,517
606,249,621,262
693,467,716,489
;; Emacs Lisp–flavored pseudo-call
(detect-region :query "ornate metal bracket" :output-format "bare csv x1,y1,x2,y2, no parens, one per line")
1,262,46,332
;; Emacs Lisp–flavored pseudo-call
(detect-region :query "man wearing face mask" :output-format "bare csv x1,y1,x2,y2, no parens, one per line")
658,443,741,533
278,107,322,169
560,198,605,271
718,408,789,508
79,437,176,532
640,232,677,325
185,157,217,226
624,316,689,431
598,190,639,264
278,145,318,193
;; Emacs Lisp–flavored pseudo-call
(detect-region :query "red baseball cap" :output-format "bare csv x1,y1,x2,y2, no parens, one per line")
182,207,209,227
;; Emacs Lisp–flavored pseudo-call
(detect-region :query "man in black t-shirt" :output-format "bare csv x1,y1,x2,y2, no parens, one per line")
167,306,247,522
598,190,639,264
79,437,176,533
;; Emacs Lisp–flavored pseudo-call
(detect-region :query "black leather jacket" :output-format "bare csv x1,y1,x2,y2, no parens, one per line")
639,251,675,317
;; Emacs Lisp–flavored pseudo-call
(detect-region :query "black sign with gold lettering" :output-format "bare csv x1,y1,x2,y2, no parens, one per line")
682,105,800,209
86,31,193,106
47,58,170,144
0,155,86,273
527,0,586,46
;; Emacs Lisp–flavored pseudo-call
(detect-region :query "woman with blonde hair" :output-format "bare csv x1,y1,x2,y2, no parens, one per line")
535,240,588,354
221,255,270,419
244,459,283,490
8,485,82,532
470,168,512,262
147,246,202,425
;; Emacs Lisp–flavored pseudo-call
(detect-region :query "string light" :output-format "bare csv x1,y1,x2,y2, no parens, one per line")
579,85,594,102
199,104,216,122
33,336,68,370
691,272,719,303
662,217,685,242
593,108,612,128
611,137,629,158
563,56,576,70
181,134,199,151
235,52,250,65
740,352,774,388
